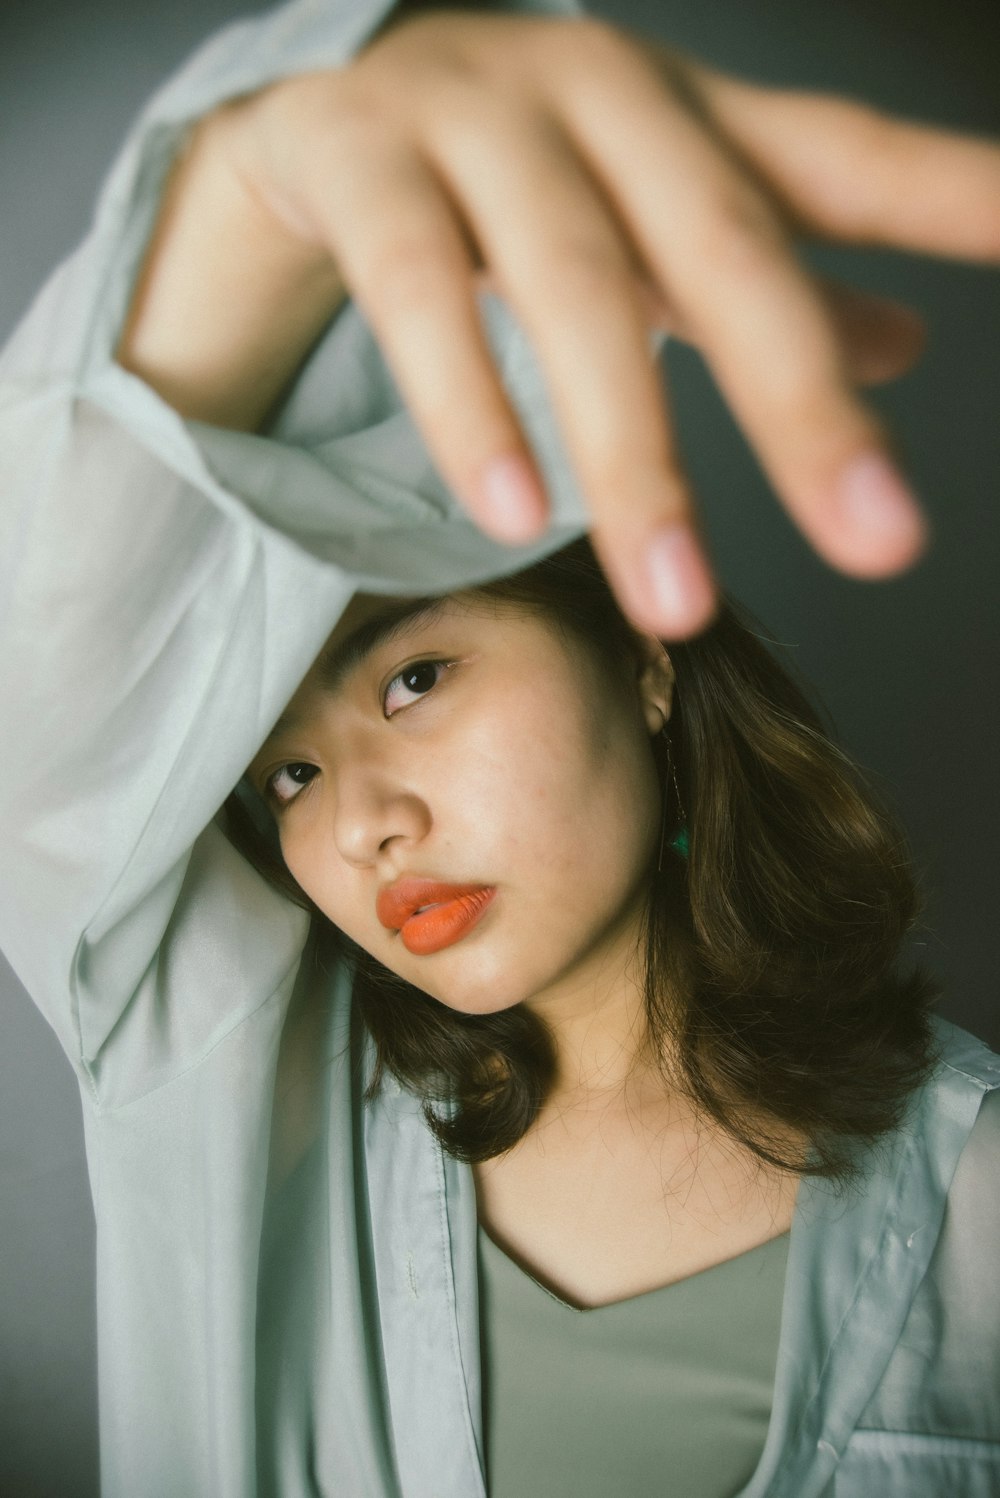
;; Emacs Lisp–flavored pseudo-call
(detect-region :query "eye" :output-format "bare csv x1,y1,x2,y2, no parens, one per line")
266,762,319,808
383,659,451,717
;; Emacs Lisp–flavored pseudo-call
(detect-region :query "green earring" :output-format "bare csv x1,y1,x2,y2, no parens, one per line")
658,724,689,868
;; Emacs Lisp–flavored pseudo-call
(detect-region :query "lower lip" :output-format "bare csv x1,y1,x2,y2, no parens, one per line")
399,888,497,956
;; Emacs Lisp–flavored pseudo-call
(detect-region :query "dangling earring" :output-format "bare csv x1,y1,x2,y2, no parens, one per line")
657,723,689,872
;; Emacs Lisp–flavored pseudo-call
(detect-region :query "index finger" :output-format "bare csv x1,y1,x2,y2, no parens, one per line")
688,68,1000,261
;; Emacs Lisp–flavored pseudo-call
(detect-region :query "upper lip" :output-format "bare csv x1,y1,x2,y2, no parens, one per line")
376,878,493,931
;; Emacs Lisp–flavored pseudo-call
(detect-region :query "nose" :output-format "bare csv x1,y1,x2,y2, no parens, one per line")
331,761,433,869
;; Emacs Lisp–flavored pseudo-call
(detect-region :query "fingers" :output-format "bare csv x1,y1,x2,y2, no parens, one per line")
815,279,926,387
307,93,717,637
552,43,930,581
317,78,929,635
311,137,551,544
262,19,985,640
424,107,715,635
643,273,928,387
677,235,928,575
688,69,1000,261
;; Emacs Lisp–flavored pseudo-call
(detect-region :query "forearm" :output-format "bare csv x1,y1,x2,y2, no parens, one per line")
115,96,347,432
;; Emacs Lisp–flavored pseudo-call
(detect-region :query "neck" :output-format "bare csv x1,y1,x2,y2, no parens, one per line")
524,903,668,1110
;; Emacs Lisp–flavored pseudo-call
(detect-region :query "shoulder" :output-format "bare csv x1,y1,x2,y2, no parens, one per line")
847,1019,1000,1460
920,1015,1000,1209
920,1018,1000,1385
929,1013,1000,1092
914,1015,1000,1144
944,1065,1000,1250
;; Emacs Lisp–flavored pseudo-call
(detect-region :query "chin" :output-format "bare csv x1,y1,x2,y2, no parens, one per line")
426,985,529,1018
409,938,597,1019
402,964,533,1018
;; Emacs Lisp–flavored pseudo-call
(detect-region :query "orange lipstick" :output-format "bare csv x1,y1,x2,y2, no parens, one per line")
376,879,497,956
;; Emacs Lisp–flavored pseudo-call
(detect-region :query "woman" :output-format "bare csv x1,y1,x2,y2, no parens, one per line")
1,1,998,1495
224,537,994,1498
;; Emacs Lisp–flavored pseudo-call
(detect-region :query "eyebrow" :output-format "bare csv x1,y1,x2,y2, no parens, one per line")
258,596,448,752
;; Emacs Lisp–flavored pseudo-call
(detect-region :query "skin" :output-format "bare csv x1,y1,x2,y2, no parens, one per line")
116,8,1000,642
247,594,800,1307
113,6,998,1300
248,593,673,1075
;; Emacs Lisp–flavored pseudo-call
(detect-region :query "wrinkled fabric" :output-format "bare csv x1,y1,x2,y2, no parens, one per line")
1,3,998,1495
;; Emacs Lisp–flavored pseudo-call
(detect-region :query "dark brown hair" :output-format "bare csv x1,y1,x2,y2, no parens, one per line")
226,537,938,1183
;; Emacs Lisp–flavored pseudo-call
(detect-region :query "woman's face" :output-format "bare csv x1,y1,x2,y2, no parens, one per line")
248,593,673,1018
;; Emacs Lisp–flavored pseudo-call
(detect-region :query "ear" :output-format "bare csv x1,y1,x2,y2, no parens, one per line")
634,633,675,736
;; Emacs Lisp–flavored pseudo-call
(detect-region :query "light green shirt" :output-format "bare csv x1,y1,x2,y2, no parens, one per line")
1,3,999,1496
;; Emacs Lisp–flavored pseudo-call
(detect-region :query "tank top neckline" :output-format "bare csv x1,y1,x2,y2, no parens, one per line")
477,1220,791,1314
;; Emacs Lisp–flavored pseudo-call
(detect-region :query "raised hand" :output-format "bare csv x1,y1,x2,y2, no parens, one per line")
119,8,1000,638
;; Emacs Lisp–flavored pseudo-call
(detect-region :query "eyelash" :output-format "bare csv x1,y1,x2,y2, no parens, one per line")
264,658,453,809
265,761,318,808
382,657,452,718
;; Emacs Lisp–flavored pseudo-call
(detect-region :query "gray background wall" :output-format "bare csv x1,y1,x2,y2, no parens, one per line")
1,1,998,1494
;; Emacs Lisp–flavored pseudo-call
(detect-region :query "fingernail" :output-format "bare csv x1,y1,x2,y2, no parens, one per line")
643,524,716,636
836,452,928,553
477,454,547,543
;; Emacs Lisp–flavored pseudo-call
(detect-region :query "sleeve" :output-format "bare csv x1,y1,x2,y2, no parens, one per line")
849,1078,1000,1466
0,0,634,1100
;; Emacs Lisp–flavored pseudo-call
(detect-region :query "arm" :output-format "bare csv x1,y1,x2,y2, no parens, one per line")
111,6,1000,648
0,0,587,1093
4,0,998,1091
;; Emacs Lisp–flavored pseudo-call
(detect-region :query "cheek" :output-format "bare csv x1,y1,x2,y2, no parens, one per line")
269,675,661,1000
472,689,660,898
277,821,351,929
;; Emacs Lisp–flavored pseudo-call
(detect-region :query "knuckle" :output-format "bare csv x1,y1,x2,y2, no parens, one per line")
534,242,635,307
536,14,647,89
366,241,458,311
737,304,845,406
434,89,526,151
760,358,857,430
767,382,836,432
566,15,639,68
273,72,381,150
591,456,679,513
402,381,507,480
693,191,788,281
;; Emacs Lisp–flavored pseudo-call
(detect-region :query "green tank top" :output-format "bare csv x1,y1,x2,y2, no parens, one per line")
477,1225,789,1498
